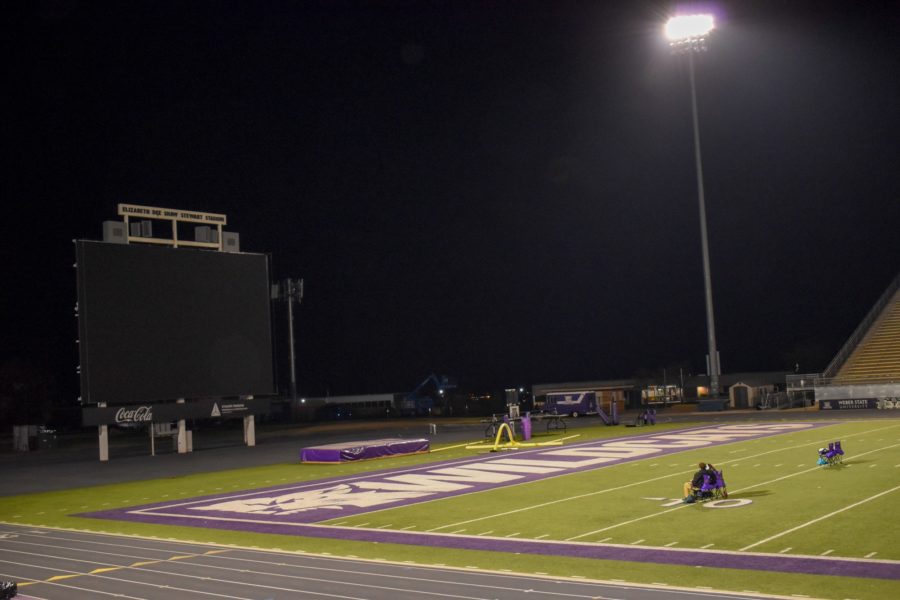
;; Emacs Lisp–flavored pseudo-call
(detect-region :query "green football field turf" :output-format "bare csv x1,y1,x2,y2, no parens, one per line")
2,418,899,599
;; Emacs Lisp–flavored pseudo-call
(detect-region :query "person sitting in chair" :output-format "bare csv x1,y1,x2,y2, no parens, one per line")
683,462,707,500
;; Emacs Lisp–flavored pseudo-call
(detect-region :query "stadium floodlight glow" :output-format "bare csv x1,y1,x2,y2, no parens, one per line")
665,14,714,41
666,14,714,53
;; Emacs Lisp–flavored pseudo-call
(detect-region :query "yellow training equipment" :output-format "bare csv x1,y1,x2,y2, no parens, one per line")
465,422,576,452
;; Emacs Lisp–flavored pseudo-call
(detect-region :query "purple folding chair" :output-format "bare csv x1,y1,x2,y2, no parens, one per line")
699,473,716,501
825,442,838,465
834,440,844,463
713,469,727,499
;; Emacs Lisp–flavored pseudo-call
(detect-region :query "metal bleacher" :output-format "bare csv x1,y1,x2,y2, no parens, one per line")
825,272,900,385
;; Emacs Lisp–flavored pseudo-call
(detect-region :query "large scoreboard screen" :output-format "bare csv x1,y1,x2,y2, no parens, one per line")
76,240,275,405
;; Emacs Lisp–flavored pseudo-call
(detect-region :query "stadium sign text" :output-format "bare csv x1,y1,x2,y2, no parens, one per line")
117,203,227,225
819,398,879,410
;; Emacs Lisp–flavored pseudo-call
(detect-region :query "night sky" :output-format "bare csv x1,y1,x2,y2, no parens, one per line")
5,0,900,403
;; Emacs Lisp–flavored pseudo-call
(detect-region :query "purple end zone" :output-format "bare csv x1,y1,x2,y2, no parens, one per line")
300,438,430,463
78,421,900,580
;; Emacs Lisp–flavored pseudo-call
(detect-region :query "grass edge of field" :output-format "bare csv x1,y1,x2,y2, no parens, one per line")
3,418,900,600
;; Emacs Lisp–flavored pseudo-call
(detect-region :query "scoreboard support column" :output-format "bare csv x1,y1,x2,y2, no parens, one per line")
243,396,256,447
98,402,109,462
176,398,189,454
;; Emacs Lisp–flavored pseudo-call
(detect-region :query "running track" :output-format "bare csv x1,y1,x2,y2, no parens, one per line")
0,524,796,600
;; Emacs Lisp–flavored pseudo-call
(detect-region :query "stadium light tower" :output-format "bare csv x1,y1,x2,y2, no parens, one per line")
666,14,721,397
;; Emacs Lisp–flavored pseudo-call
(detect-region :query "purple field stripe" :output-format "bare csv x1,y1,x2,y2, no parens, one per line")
79,509,900,580
81,422,834,525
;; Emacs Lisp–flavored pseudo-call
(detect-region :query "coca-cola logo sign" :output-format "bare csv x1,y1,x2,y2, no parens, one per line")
115,406,153,423
82,398,269,427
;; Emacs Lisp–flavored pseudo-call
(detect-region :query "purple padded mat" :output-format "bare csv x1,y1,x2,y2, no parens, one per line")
301,438,430,462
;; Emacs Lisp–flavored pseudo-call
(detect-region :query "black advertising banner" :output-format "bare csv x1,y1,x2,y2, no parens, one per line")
82,397,271,426
818,398,878,410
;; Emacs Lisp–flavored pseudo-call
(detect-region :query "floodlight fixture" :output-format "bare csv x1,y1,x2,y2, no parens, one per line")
666,14,714,52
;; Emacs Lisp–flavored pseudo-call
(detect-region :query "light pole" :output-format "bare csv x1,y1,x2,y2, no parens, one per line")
666,14,720,397
272,278,304,402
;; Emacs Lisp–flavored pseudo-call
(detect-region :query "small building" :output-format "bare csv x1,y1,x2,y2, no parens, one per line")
728,380,776,409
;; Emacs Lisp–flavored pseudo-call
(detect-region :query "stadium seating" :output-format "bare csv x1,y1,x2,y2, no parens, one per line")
833,286,900,384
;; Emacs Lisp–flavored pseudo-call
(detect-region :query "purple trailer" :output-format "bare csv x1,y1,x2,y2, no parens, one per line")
544,391,598,417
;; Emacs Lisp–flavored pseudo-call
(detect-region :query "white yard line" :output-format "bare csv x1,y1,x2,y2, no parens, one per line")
739,483,900,551
424,470,684,532
565,504,688,540
567,439,900,542
426,423,900,535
